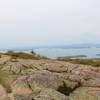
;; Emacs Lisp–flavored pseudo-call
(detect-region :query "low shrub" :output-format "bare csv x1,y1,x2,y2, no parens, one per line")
57,58,100,67
4,51,48,60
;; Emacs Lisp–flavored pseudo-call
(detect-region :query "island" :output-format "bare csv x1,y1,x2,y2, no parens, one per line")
57,55,87,60
96,54,100,56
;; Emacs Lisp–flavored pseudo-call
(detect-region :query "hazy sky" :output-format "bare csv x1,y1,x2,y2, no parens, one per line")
0,0,100,48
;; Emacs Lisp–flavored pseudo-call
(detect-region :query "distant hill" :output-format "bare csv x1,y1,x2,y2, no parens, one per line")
40,44,100,49
0,43,100,51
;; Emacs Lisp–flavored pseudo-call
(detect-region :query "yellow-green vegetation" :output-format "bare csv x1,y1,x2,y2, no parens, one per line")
0,64,11,92
57,58,100,67
3,51,48,60
0,65,5,85
0,64,17,93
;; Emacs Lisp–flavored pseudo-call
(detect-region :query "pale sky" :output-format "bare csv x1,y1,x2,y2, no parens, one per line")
0,0,100,48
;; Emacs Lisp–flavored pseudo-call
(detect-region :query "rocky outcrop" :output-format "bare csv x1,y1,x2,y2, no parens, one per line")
34,88,69,100
11,72,79,97
10,94,33,100
0,55,100,99
0,55,11,64
70,87,100,100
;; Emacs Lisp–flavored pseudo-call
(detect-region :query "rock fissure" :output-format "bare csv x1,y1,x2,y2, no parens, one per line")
57,81,81,96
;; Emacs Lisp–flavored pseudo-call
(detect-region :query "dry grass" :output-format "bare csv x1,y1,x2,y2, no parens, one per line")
4,51,48,60
0,64,17,93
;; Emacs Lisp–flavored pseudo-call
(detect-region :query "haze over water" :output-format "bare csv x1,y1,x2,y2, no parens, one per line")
34,47,100,59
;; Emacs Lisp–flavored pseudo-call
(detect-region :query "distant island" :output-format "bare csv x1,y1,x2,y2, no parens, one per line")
96,54,100,56
57,55,87,59
36,43,100,49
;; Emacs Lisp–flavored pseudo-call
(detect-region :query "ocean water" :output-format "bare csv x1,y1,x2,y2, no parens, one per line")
34,47,100,59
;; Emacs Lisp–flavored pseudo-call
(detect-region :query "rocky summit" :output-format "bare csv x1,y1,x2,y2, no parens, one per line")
0,54,100,100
